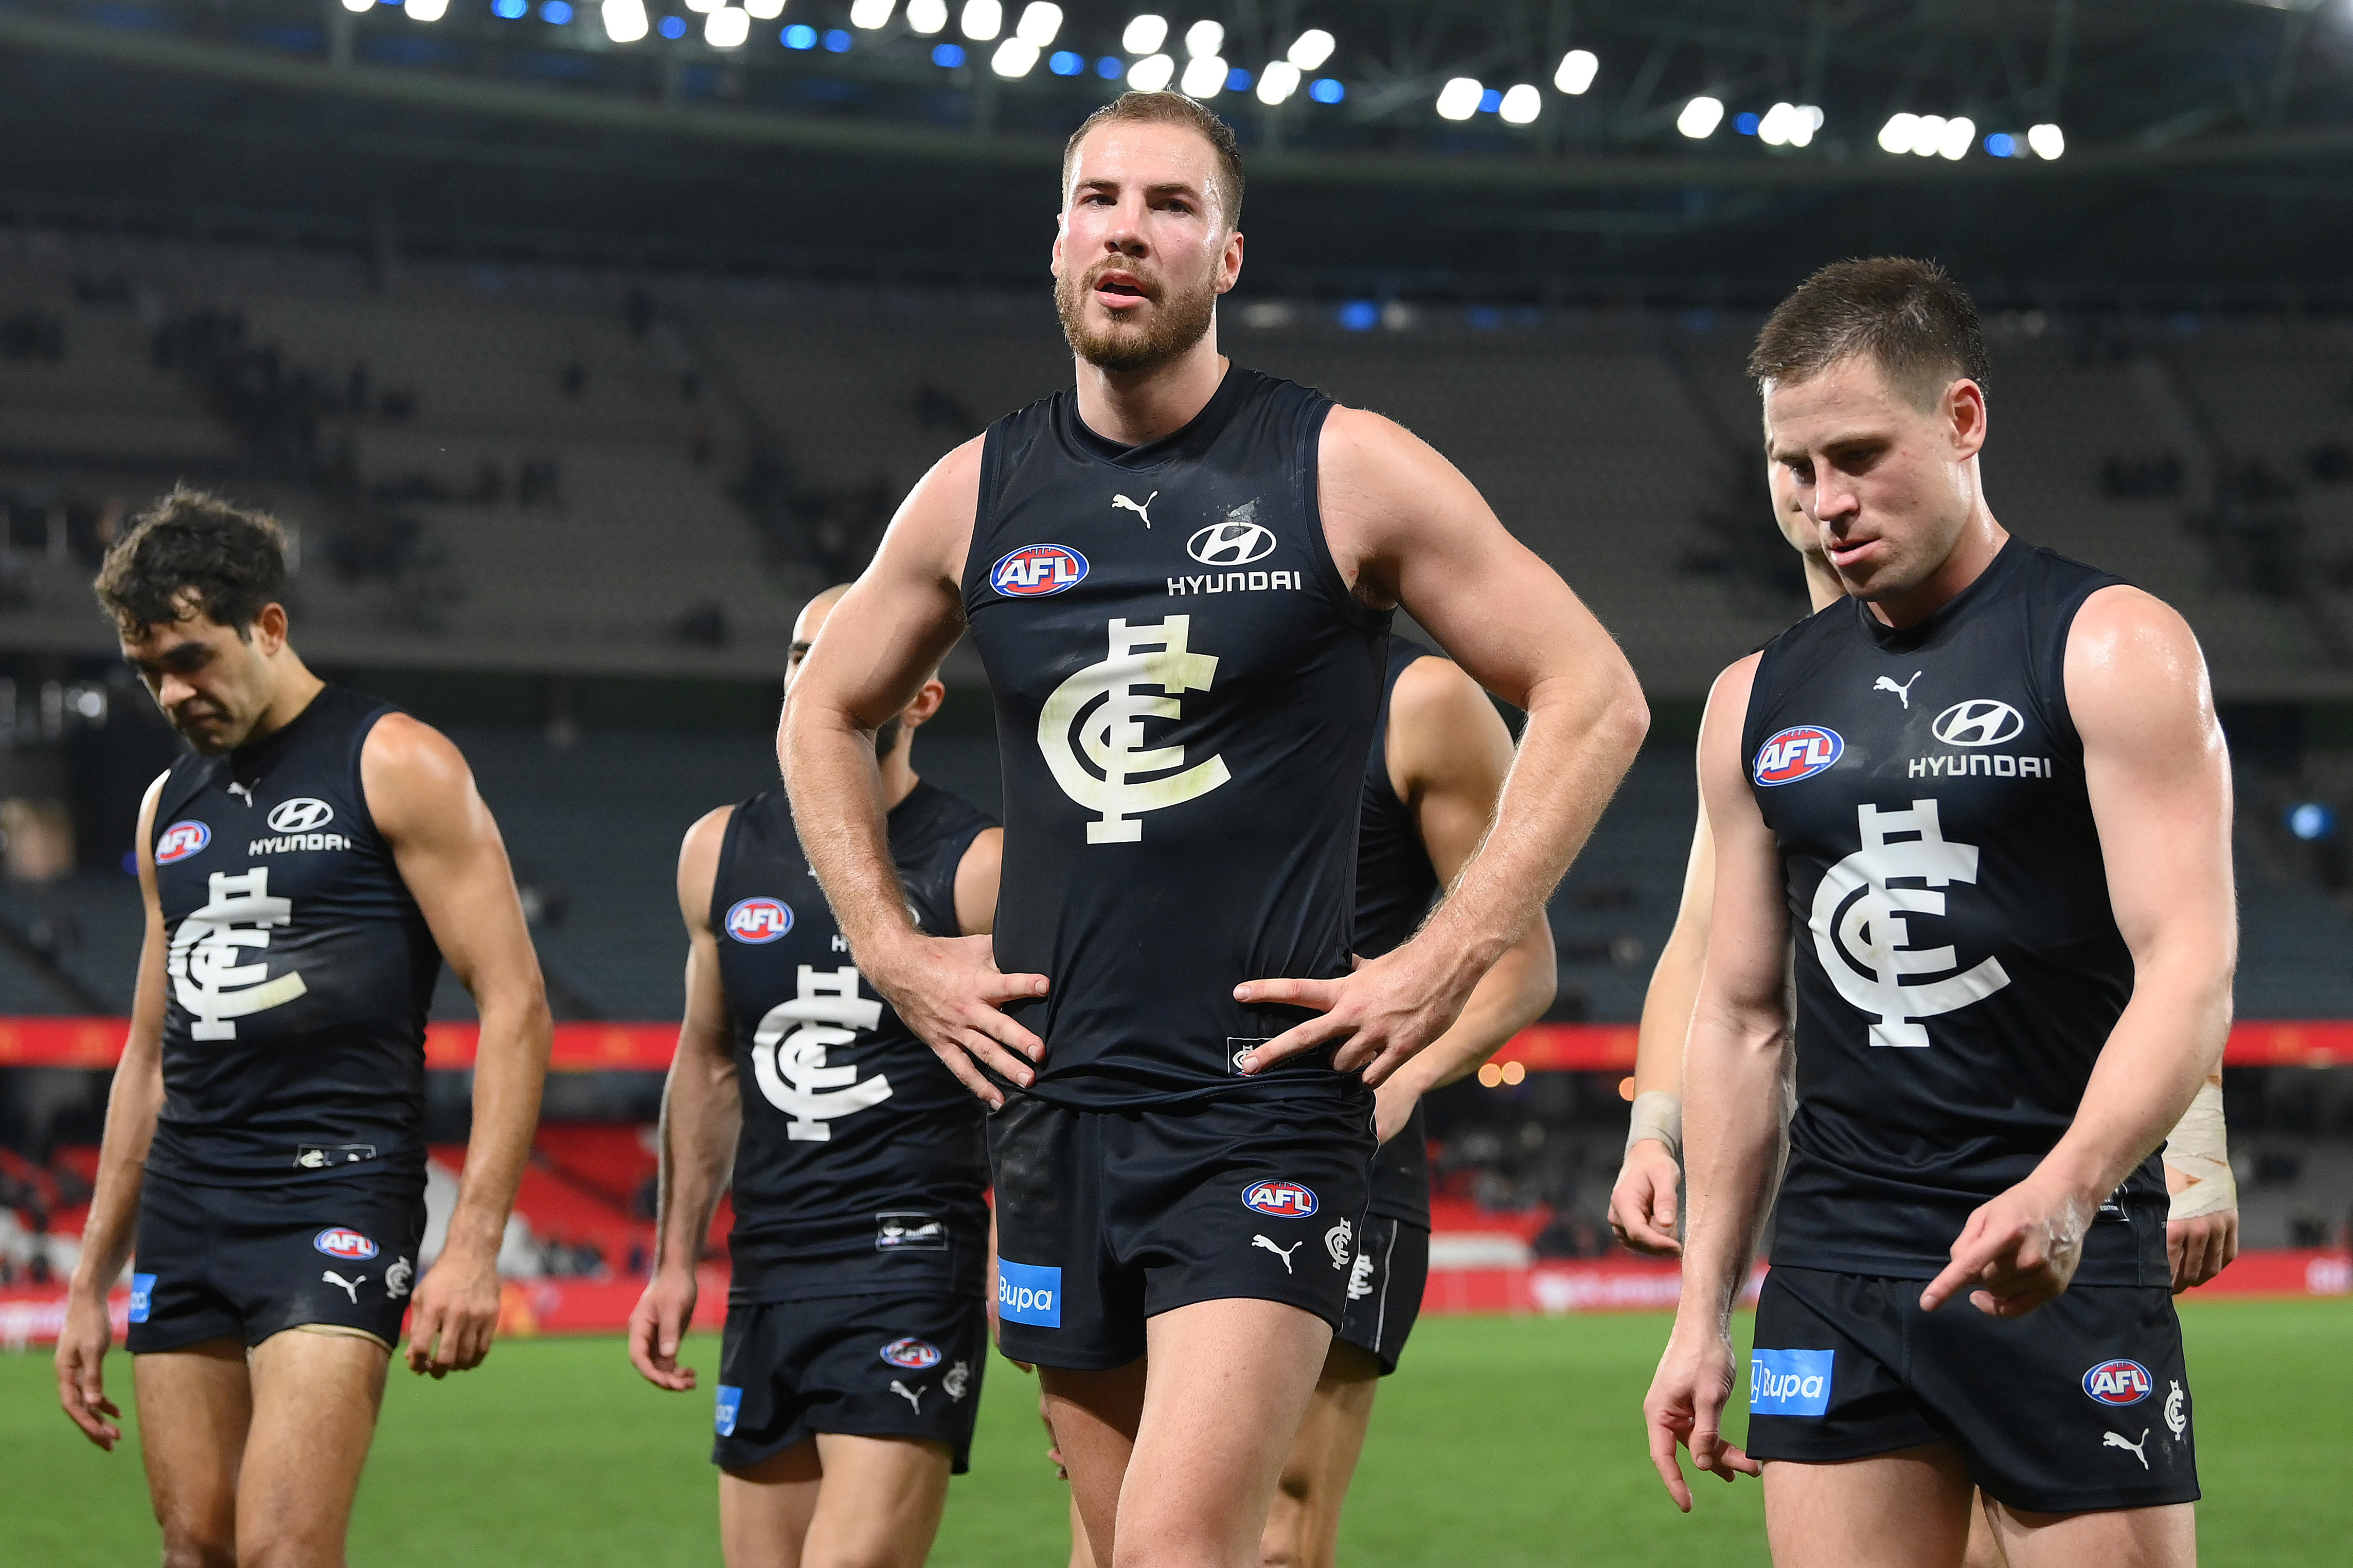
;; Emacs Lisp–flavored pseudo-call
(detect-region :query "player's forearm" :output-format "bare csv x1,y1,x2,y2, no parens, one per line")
1632,918,1706,1103
779,699,918,958
445,988,551,1259
1674,998,1788,1325
652,1037,740,1278
68,1047,164,1297
1391,926,1555,1096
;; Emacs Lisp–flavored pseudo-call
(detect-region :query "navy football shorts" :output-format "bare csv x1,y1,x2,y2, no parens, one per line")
127,1167,426,1354
1333,1214,1430,1376
712,1289,988,1473
987,1088,1377,1371
1745,1266,2199,1514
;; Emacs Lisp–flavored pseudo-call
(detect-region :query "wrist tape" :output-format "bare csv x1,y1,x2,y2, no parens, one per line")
1625,1090,1683,1164
2165,1080,2236,1221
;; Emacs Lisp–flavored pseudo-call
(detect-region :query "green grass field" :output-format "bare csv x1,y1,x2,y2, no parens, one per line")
6,1300,2345,1565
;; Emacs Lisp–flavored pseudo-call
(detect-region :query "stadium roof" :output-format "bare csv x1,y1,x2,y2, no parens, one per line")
4,0,2352,303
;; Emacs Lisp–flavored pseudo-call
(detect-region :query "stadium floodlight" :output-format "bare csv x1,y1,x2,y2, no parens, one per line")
993,37,1039,75
404,0,450,20
1878,112,1917,154
1257,59,1300,105
850,0,895,28
1937,115,1976,159
1554,48,1597,95
341,0,372,12
1499,83,1541,125
1127,51,1174,91
906,0,946,32
1757,102,1795,146
1286,28,1334,71
1435,78,1483,121
1184,20,1223,58
745,0,784,17
2288,801,2338,841
2028,122,2066,159
1909,114,1948,156
1015,2,1060,45
1180,52,1226,96
705,5,748,44
684,0,718,10
1676,95,1724,139
960,0,1001,41
600,0,649,41
1122,14,1167,55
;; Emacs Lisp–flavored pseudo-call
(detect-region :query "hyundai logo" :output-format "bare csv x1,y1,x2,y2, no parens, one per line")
1187,521,1277,567
266,797,335,833
1931,700,2023,748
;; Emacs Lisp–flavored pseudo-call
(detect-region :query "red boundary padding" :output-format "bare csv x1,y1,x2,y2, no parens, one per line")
4,1019,2350,1072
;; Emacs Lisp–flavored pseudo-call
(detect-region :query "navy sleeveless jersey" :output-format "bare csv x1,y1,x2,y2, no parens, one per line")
1743,541,2166,1286
961,366,1389,1109
713,779,994,1302
146,684,439,1186
1358,639,1441,1225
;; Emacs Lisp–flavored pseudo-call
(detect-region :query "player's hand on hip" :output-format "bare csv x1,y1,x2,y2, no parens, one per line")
1643,1325,1758,1512
1609,1140,1685,1257
866,932,1048,1109
1920,1177,2088,1318
1235,947,1469,1084
626,1269,700,1391
54,1290,122,1450
2166,1207,2239,1293
405,1240,503,1378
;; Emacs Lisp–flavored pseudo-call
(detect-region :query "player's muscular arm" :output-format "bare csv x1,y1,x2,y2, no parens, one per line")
1922,588,2235,1319
362,715,554,1376
779,441,1047,1108
1645,659,1784,1511
630,809,740,1393
56,773,170,1451
1610,810,1714,1257
1367,657,1556,1141
1240,409,1647,1082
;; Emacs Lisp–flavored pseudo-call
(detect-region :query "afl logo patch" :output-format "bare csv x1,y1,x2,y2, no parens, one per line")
991,544,1089,598
313,1228,379,1262
1242,1180,1318,1218
2082,1359,2154,1406
1754,725,1844,787
1932,699,2024,748
155,820,211,864
725,898,794,944
1187,520,1277,566
880,1337,943,1370
266,797,335,833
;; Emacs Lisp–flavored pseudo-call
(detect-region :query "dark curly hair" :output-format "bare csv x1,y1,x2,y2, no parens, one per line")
92,487,291,639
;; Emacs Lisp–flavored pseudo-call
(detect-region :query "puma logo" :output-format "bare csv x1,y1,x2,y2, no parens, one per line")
227,781,256,806
1874,671,1923,708
889,1379,923,1414
322,1270,365,1304
1251,1234,1302,1274
1112,491,1158,528
2103,1429,2149,1470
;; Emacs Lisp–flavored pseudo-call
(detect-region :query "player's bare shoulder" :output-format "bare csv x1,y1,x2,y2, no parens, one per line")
678,805,736,932
2064,584,2214,707
356,711,483,837
882,433,989,588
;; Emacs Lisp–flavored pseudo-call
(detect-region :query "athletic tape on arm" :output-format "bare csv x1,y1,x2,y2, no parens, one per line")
1625,1090,1683,1162
2164,1080,2236,1221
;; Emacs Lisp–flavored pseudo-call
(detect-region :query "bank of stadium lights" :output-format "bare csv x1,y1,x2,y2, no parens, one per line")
906,0,946,33
1435,77,1483,121
1554,48,1597,96
1128,51,1175,91
850,0,895,28
959,0,1001,40
1257,61,1299,104
1122,14,1167,55
1287,29,1334,73
1499,84,1541,124
1877,112,1972,159
989,3,1059,76
1676,95,1725,139
1754,102,1822,148
600,0,647,42
705,5,749,45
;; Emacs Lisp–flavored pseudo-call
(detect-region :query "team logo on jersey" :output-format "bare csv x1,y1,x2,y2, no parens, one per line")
265,797,335,833
725,898,794,944
1112,491,1158,528
1038,616,1231,843
1932,699,2025,747
1187,508,1277,567
992,544,1090,597
2083,1359,2155,1406
1811,800,2010,1049
750,965,893,1139
1754,726,1844,787
313,1228,380,1262
155,820,211,864
880,1337,942,1370
169,868,309,1040
1242,1180,1318,1218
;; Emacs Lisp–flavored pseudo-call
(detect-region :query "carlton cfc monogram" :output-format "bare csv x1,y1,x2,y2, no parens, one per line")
1038,616,1232,843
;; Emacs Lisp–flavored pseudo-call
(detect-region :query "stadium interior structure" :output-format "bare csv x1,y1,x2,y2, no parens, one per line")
6,0,2353,1306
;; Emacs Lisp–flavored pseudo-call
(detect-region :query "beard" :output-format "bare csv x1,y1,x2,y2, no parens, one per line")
1056,257,1218,375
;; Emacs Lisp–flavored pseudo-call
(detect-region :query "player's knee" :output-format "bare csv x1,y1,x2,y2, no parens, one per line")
155,1528,235,1568
236,1527,337,1568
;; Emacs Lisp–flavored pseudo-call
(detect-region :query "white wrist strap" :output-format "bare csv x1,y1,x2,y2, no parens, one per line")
2165,1081,2235,1221
1626,1091,1683,1163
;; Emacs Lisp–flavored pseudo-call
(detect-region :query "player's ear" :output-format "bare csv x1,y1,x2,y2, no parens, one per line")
1947,379,1988,462
901,678,948,730
251,602,289,655
1216,228,1244,295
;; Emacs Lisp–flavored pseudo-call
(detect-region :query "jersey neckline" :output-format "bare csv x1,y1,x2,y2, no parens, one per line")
1852,534,2022,655
1057,361,1253,471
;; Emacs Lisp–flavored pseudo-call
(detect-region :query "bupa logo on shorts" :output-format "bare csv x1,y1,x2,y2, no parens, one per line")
155,821,211,864
1242,1180,1318,1219
991,544,1089,598
715,1384,743,1437
880,1337,943,1371
1749,1348,1835,1417
265,797,335,834
725,898,794,944
1754,726,1844,787
129,1273,156,1324
997,1259,1062,1328
2083,1359,2155,1406
312,1228,379,1263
